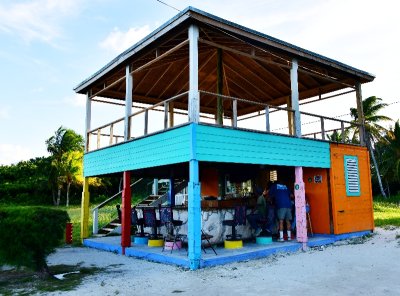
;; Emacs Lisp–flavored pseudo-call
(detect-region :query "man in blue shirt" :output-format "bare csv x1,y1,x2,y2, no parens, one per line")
268,182,292,242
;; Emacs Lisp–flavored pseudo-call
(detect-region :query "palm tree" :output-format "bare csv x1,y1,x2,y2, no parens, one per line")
350,96,392,198
350,96,392,144
327,129,351,143
60,150,83,207
46,127,84,206
380,121,400,184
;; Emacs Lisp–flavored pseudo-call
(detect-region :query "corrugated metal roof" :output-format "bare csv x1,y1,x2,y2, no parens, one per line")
74,6,374,93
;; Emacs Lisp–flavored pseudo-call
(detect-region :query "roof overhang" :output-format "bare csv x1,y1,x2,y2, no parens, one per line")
74,7,375,116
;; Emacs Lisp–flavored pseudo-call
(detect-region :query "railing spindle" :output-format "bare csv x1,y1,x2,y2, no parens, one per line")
232,99,237,128
341,121,345,143
109,124,114,145
144,109,148,135
97,128,101,149
265,105,270,132
320,117,326,140
164,102,168,129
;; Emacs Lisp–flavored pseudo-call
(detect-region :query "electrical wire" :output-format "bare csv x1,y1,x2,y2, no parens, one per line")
155,0,181,12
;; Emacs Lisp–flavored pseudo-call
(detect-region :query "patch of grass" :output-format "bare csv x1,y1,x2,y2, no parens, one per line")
0,265,104,295
373,194,400,227
60,202,124,246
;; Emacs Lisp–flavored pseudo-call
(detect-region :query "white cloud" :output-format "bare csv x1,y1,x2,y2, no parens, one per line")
0,0,82,45
63,93,86,107
100,25,152,53
0,144,33,165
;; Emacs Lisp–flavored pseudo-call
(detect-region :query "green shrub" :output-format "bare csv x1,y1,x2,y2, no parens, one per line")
0,206,70,273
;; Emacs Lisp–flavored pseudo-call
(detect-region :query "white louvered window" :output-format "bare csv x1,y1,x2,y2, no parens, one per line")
344,156,360,196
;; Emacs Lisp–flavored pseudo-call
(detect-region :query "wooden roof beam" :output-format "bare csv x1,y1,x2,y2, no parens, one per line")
224,51,283,95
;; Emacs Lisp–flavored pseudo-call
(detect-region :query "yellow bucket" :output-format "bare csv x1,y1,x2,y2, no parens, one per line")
148,238,164,247
224,240,243,249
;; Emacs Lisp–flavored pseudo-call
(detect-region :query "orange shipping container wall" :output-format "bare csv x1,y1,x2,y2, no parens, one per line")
329,144,374,234
303,168,331,234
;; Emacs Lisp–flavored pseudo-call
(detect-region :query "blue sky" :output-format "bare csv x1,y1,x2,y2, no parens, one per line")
0,0,399,165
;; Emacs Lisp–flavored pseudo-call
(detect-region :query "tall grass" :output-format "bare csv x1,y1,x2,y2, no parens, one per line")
373,194,400,227
64,203,120,245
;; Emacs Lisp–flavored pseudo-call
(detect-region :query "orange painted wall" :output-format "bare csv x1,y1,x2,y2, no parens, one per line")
330,144,374,234
303,168,331,234
200,167,219,197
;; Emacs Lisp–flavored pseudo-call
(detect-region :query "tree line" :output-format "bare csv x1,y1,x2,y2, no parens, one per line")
0,127,120,206
0,96,399,205
327,96,400,196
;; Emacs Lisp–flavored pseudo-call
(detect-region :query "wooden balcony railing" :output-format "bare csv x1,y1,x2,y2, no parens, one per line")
86,90,363,152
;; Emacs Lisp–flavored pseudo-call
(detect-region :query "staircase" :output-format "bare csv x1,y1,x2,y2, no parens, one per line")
96,218,121,236
93,179,188,236
136,180,188,208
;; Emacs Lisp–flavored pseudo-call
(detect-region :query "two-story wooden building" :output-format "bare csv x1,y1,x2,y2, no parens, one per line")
75,7,375,270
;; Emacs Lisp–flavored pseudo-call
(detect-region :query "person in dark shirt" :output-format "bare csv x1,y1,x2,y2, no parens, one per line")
247,188,268,236
268,182,292,242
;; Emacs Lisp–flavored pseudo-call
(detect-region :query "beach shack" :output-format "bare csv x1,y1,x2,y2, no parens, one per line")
75,7,375,270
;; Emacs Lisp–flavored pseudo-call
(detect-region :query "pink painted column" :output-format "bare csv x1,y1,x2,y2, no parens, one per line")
294,166,308,249
121,171,132,253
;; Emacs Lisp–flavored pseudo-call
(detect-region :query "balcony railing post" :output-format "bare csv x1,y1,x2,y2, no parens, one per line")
97,128,101,149
85,91,91,152
109,124,114,145
265,105,270,132
144,109,148,135
320,117,326,140
164,102,169,129
341,121,345,143
93,208,99,234
232,99,237,127
87,132,91,152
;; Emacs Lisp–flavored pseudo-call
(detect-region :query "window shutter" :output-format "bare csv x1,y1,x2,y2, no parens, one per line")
344,155,360,196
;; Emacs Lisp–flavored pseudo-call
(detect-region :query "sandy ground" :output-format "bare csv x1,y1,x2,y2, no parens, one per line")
46,227,400,296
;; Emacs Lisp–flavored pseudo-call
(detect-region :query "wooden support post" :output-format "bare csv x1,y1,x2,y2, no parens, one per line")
121,171,131,253
125,65,133,141
232,99,237,128
265,105,270,132
188,124,201,270
294,167,307,250
290,59,301,137
216,48,223,125
355,82,366,146
188,25,199,123
85,92,91,152
80,177,90,241
320,117,326,140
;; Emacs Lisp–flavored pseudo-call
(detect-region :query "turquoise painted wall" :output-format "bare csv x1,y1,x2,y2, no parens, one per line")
84,123,331,177
195,125,330,168
84,125,191,176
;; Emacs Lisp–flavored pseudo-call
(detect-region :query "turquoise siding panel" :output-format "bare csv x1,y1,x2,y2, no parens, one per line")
84,125,191,176
195,125,330,168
